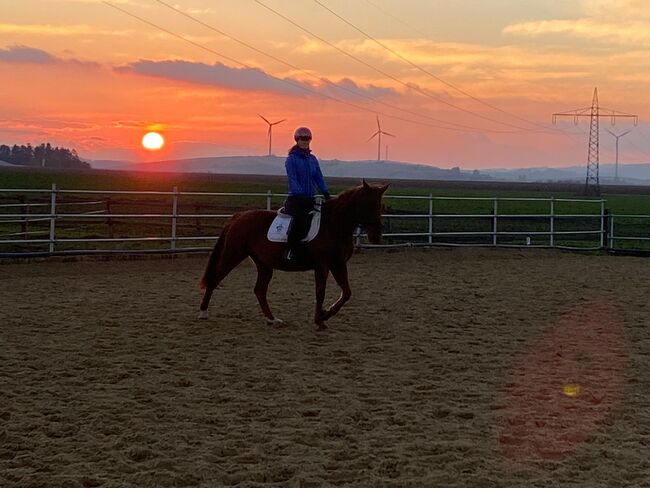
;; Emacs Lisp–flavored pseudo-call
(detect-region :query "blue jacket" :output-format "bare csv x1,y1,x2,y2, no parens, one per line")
285,145,329,197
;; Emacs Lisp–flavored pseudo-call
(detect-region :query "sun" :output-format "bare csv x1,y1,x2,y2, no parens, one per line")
142,132,165,150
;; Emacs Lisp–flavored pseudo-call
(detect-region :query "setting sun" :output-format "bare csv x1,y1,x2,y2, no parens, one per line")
142,132,165,151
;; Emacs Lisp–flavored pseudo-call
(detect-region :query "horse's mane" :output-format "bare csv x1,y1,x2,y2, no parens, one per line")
320,186,361,227
327,185,362,207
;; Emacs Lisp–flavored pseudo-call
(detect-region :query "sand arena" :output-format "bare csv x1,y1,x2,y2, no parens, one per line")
1,248,648,487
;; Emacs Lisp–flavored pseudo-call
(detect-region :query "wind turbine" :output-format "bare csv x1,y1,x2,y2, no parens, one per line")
605,129,631,182
259,114,286,156
367,116,395,161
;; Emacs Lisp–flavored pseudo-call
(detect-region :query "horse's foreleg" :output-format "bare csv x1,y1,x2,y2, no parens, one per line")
322,263,351,321
254,263,282,326
314,266,330,330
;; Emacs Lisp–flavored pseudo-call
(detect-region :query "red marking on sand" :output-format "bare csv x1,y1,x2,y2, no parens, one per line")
497,295,628,464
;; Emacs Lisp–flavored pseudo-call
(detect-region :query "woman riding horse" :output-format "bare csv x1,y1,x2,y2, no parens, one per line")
198,181,388,330
283,126,330,261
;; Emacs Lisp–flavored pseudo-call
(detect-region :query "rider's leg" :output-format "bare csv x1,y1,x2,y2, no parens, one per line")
285,217,301,260
284,197,313,260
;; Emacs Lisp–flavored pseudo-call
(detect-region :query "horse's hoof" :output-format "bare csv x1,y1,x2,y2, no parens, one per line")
197,310,208,320
266,318,284,327
316,323,328,331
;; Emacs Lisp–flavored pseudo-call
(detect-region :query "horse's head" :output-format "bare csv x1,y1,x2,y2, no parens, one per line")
356,180,389,244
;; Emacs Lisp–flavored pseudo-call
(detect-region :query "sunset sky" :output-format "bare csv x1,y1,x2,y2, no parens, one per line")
2,0,650,168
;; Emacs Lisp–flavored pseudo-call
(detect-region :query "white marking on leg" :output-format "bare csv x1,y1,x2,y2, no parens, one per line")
197,310,209,320
266,318,284,327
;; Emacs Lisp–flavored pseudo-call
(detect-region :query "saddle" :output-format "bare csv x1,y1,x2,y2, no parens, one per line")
267,201,322,243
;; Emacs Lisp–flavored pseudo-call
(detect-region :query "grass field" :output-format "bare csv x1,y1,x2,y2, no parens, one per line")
2,166,650,253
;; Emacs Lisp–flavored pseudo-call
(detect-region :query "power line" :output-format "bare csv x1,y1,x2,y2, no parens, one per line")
254,0,552,133
363,0,431,40
102,1,537,135
102,2,246,68
153,0,529,134
101,3,384,106
312,0,561,133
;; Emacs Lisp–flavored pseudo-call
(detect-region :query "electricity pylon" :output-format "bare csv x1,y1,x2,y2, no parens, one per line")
553,87,637,195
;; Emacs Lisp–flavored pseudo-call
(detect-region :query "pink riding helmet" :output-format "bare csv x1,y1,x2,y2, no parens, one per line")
293,126,312,141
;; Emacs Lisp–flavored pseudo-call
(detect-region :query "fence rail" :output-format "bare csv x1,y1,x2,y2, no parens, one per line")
1,184,648,256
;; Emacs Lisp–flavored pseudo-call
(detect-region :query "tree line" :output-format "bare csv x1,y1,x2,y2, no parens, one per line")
0,143,90,169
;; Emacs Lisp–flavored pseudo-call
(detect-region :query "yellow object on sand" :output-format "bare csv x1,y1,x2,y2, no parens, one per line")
563,384,581,397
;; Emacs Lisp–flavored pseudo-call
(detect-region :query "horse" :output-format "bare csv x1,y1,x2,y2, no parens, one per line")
198,181,389,330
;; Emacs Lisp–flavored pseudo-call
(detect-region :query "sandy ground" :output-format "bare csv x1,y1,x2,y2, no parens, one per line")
0,248,649,488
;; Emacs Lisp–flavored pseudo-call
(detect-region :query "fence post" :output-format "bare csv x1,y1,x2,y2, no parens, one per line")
171,186,178,250
603,209,610,251
266,190,272,211
492,198,498,246
549,197,555,247
609,215,615,250
428,194,433,245
49,183,57,253
600,200,605,249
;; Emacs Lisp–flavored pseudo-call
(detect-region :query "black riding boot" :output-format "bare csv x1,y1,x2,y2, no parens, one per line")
283,196,314,261
285,215,309,261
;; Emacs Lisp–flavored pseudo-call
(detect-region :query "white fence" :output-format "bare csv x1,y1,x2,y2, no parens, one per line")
0,184,648,256
377,194,607,249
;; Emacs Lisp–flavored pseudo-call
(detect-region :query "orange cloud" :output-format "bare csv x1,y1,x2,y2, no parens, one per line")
584,0,650,19
503,19,650,45
0,23,131,37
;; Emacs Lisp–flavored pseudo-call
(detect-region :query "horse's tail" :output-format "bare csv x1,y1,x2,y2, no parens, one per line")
199,222,230,290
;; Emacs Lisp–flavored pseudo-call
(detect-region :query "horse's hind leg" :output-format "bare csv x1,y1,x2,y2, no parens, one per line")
253,262,282,326
198,246,248,319
198,287,216,318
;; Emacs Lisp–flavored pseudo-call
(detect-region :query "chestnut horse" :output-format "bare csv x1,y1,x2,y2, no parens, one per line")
198,181,388,330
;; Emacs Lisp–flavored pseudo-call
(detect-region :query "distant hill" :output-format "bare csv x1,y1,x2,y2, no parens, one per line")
482,163,650,185
88,155,650,185
89,155,488,181
86,159,136,171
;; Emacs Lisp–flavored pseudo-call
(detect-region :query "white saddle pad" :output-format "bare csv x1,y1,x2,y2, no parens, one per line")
267,210,321,243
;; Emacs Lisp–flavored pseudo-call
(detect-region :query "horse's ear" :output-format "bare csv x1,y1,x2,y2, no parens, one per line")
379,184,389,194
362,179,370,191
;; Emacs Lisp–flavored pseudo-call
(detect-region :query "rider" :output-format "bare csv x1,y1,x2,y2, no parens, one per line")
283,126,330,260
